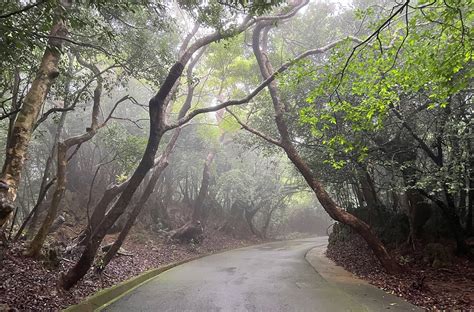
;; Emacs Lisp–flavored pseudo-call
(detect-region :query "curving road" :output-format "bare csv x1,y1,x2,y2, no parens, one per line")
103,237,418,312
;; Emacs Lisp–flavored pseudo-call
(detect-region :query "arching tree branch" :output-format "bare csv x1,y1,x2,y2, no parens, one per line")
226,108,283,147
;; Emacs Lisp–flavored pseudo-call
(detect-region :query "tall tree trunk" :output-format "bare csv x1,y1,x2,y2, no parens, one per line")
357,168,380,211
27,141,57,238
157,176,173,229
352,184,365,209
444,189,468,253
25,143,67,256
100,126,184,267
0,9,69,227
80,26,202,246
24,53,74,239
252,21,401,274
285,148,401,273
244,204,262,238
60,52,190,290
5,67,21,154
14,179,55,241
192,107,226,223
262,203,280,239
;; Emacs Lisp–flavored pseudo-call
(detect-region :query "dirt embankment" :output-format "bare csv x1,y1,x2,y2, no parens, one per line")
326,235,473,311
0,228,263,311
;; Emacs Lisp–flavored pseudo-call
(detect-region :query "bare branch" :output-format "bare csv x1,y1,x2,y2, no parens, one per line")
226,108,283,147
390,105,442,166
33,107,74,128
0,1,45,19
86,156,117,226
0,108,21,121
109,117,144,129
67,144,81,162
33,63,119,130
101,95,132,126
256,0,309,21
334,0,410,93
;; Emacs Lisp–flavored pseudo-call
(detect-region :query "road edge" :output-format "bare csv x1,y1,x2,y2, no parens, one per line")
304,241,369,285
63,257,198,312
304,243,421,311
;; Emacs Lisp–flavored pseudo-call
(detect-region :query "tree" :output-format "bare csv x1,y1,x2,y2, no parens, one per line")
0,1,70,227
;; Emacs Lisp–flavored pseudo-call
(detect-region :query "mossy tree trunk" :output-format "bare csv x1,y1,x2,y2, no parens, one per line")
0,8,69,227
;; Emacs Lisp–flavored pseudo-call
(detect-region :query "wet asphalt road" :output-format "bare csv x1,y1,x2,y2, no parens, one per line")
103,237,389,311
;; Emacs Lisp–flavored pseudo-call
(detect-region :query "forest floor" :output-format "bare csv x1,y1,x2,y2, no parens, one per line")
326,234,474,311
0,227,264,311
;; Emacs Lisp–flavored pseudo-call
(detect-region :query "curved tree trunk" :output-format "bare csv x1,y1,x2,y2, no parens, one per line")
191,103,226,224
60,129,163,289
25,143,67,257
5,67,21,154
26,107,64,239
14,179,55,241
156,177,173,229
244,204,262,238
251,20,401,274
100,46,206,268
80,26,202,247
261,203,279,239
